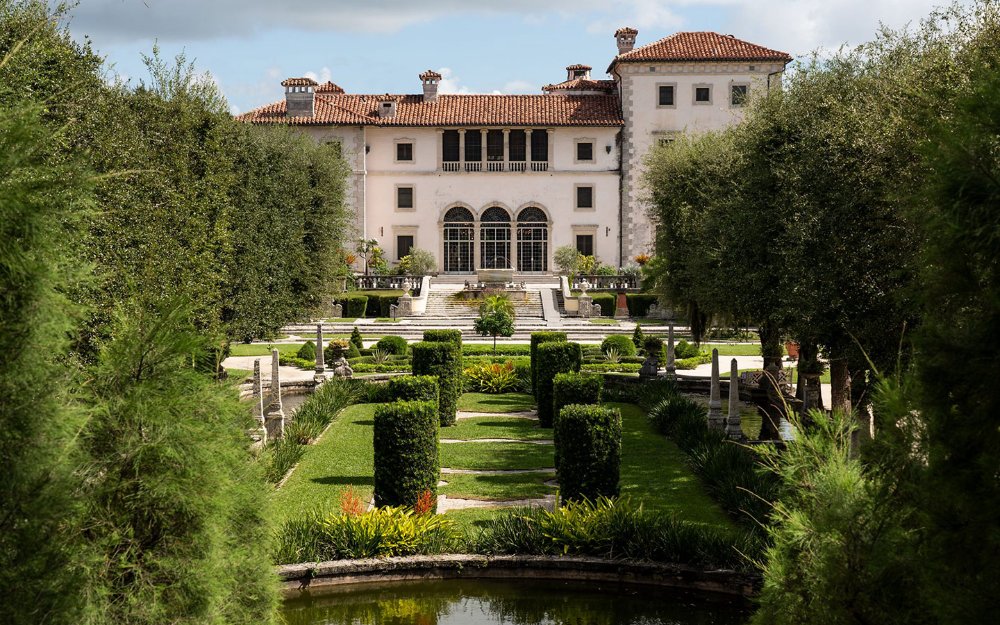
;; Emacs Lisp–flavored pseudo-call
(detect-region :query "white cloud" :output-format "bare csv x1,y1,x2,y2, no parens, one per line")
303,67,333,84
500,80,536,94
587,0,684,35
436,67,473,94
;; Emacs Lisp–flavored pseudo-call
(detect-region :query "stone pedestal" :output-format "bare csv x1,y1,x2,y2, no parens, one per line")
665,323,676,378
726,358,743,440
801,372,823,413
330,302,343,319
708,348,724,430
578,293,594,318
314,323,327,384
264,348,285,439
613,292,630,320
396,292,413,317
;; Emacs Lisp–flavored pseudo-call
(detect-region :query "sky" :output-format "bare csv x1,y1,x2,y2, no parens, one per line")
62,0,969,115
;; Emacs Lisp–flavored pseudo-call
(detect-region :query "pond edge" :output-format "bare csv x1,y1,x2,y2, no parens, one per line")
278,554,760,599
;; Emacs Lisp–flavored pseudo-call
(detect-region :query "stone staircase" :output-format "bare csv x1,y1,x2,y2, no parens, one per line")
423,283,545,319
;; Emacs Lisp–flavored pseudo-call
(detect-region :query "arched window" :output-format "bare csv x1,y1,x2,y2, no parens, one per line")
480,206,511,270
516,207,548,272
443,207,474,273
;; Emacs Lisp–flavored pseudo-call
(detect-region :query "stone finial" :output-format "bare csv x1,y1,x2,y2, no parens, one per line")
708,348,724,430
315,323,327,383
265,348,285,439
665,323,676,378
252,358,265,432
726,358,743,439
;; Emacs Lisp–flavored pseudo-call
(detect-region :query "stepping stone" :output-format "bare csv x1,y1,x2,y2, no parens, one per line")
438,480,448,487
456,411,538,420
437,493,556,513
441,467,555,475
440,438,553,445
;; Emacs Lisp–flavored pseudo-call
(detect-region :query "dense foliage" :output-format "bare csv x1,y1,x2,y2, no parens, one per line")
374,335,408,356
386,375,439,403
423,329,463,345
372,401,440,510
600,334,637,358
556,405,621,503
411,341,463,426
534,341,583,427
529,331,566,393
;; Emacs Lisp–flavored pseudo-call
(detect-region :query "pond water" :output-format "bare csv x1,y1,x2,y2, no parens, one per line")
281,579,750,625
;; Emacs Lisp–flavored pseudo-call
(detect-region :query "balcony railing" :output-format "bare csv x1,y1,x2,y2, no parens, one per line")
572,274,640,291
354,274,423,294
442,160,548,173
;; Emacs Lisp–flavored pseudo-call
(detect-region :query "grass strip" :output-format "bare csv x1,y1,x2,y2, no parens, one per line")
456,392,536,413
445,417,550,441
440,441,553,471
439,472,555,501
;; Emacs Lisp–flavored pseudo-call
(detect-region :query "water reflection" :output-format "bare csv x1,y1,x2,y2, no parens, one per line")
282,579,750,625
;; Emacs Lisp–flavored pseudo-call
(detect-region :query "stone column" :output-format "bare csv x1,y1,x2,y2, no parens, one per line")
436,128,444,171
708,348,724,430
314,323,327,384
726,358,743,439
480,128,487,166
458,129,466,169
502,128,510,171
264,348,285,439
526,129,533,167
665,323,676,378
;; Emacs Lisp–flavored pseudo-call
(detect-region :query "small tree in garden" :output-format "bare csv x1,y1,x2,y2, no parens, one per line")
632,324,645,348
535,341,583,427
373,400,439,510
350,327,364,350
554,245,581,276
556,404,621,503
396,248,435,276
474,309,515,355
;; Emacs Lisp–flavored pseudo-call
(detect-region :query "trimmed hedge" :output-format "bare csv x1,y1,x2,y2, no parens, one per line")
333,294,368,318
375,335,408,356
423,329,463,346
600,334,637,358
556,404,621,503
373,400,439,509
346,341,361,359
387,376,439,403
626,293,659,317
535,341,583,427
411,341,463,426
296,340,316,361
530,331,567,394
552,372,603,469
464,343,531,357
674,339,701,359
588,292,616,317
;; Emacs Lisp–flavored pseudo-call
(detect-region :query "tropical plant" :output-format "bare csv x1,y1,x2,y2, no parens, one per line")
464,361,521,393
370,348,390,364
603,347,621,364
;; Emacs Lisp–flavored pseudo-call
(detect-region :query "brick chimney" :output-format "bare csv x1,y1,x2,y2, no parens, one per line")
615,27,638,55
420,70,442,102
566,64,592,81
281,77,318,118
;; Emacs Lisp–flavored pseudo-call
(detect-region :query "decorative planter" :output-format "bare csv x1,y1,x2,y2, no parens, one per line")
784,340,800,361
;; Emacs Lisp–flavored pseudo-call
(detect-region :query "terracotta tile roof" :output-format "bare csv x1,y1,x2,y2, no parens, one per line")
419,69,443,80
280,77,318,87
315,81,344,93
615,27,638,36
236,93,623,127
614,31,791,64
566,64,592,71
542,78,616,93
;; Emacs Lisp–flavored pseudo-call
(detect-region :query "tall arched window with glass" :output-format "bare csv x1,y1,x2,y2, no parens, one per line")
479,206,512,269
517,207,548,272
443,207,475,273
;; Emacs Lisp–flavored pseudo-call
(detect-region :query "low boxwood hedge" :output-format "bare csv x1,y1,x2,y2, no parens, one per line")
530,331,567,394
333,294,368,318
373,400,439,509
411,341,463,426
387,376,438,403
626,293,659,317
535,341,582,428
552,372,603,468
556,404,621,503
423,329,463,346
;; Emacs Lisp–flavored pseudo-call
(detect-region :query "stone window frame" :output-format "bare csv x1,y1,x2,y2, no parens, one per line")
392,225,419,263
395,184,415,212
574,183,596,212
571,224,600,260
692,83,713,106
574,138,597,164
394,138,415,163
656,82,677,109
729,81,750,108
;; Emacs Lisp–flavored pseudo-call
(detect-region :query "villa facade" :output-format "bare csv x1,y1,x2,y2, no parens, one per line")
238,30,791,275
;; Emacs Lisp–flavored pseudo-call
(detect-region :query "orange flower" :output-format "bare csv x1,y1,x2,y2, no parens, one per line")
414,489,435,516
339,486,365,517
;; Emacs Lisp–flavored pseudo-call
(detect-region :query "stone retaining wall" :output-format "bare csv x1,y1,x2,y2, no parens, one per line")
277,554,760,598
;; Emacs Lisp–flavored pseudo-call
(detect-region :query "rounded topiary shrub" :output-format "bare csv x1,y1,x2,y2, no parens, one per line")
530,331,567,395
423,329,462,346
674,339,701,360
296,340,316,361
411,341,462,426
600,334,637,358
387,375,439,403
375,335,408,356
373,400,439,509
346,341,362,359
535,341,583,428
556,404,621,504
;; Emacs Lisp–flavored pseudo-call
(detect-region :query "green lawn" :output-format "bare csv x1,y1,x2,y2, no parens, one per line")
439,471,554,501
610,402,734,528
270,403,375,525
230,343,305,357
445,416,551,441
705,342,762,356
457,392,536,413
374,318,402,323
227,368,253,383
588,318,619,325
737,366,831,384
440,441,554,471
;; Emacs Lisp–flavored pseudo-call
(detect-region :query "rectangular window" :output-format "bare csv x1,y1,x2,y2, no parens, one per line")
509,130,526,161
530,129,548,161
731,84,748,106
465,130,482,161
576,141,594,162
576,235,594,257
658,85,674,106
695,86,711,103
442,130,460,161
396,186,413,210
397,235,414,260
396,142,413,161
576,186,594,209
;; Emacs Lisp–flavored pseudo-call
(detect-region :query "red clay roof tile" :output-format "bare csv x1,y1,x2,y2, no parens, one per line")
614,31,791,64
280,77,318,87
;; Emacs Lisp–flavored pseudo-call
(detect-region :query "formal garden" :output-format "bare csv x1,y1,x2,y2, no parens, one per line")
3,2,1000,625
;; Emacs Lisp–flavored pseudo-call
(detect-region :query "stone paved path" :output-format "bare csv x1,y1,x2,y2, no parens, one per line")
438,405,557,513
